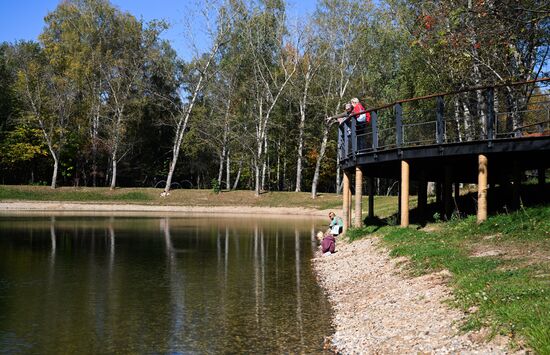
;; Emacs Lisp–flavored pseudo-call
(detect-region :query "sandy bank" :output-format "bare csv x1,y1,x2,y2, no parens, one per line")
0,201,332,218
313,237,515,354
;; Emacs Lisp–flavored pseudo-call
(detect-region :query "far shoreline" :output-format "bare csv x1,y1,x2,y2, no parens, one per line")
0,201,333,218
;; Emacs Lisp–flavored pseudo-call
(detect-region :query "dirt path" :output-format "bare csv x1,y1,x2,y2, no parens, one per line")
313,237,515,354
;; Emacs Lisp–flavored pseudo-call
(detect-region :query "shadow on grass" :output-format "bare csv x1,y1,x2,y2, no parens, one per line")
380,183,549,226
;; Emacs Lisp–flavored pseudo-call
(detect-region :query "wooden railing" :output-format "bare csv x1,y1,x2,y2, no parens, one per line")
337,77,550,163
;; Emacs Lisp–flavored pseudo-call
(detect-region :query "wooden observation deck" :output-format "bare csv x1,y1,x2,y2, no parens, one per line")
336,78,550,231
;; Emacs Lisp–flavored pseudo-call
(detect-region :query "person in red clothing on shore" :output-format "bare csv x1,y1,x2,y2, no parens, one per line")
320,231,336,255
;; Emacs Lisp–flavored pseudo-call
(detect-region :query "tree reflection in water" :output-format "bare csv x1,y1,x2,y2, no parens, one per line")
0,215,332,353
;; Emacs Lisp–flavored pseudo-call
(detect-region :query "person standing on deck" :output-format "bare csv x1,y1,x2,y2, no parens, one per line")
351,97,370,123
351,98,370,151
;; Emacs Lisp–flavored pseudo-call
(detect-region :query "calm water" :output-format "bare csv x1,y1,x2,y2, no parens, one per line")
0,214,333,353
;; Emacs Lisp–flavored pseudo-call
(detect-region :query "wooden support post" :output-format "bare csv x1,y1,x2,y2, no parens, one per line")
477,154,488,223
355,166,363,227
401,160,410,227
418,177,427,222
368,176,375,218
444,166,453,219
342,170,350,232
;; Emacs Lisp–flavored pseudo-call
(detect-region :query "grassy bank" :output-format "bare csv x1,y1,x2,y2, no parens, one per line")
347,205,550,353
0,185,399,213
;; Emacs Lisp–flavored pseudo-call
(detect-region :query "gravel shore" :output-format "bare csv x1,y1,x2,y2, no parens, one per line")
313,237,516,354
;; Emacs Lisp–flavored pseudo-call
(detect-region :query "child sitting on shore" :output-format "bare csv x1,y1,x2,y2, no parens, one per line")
318,230,335,256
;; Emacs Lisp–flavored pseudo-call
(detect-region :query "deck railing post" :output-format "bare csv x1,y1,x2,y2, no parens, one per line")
395,103,403,147
344,120,349,158
436,96,444,144
338,124,344,160
351,117,357,157
372,110,378,150
486,87,495,140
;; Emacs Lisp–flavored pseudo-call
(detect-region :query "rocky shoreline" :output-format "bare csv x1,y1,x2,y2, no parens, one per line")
312,236,515,354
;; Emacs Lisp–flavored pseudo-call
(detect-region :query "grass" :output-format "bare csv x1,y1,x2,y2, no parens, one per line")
0,185,152,202
0,185,399,212
346,205,550,353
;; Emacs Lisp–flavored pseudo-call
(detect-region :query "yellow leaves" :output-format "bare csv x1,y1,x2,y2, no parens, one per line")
0,126,48,165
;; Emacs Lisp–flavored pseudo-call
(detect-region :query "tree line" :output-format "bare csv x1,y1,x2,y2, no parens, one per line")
0,0,548,197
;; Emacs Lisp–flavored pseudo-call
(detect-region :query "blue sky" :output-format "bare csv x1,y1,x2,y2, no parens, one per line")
0,0,317,60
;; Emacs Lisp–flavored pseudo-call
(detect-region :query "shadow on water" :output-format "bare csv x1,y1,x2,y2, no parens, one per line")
0,215,333,353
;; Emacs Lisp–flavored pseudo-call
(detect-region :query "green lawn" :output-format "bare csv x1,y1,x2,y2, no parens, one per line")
347,205,550,353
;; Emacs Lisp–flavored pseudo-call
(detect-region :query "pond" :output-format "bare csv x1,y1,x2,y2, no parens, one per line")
0,214,333,353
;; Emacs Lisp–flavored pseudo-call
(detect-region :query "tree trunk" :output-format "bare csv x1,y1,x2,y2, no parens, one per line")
42,126,59,189
91,106,100,187
226,150,230,190
110,142,118,190
164,42,219,194
462,96,473,140
311,124,330,199
50,153,59,189
233,159,242,190
477,89,487,138
276,142,280,191
295,113,305,192
454,96,463,142
109,110,123,190
295,66,311,192
283,159,286,191
255,157,261,196
261,134,267,191
218,149,225,184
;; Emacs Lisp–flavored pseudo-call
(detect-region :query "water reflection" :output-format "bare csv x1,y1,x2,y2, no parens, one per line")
0,215,332,353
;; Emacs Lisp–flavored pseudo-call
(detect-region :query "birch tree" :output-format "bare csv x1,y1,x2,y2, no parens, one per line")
244,1,298,195
293,23,324,192
161,1,236,194
310,0,371,198
101,15,166,189
14,42,74,189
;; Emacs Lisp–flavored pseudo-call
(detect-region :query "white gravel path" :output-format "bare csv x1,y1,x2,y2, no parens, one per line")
313,237,518,354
